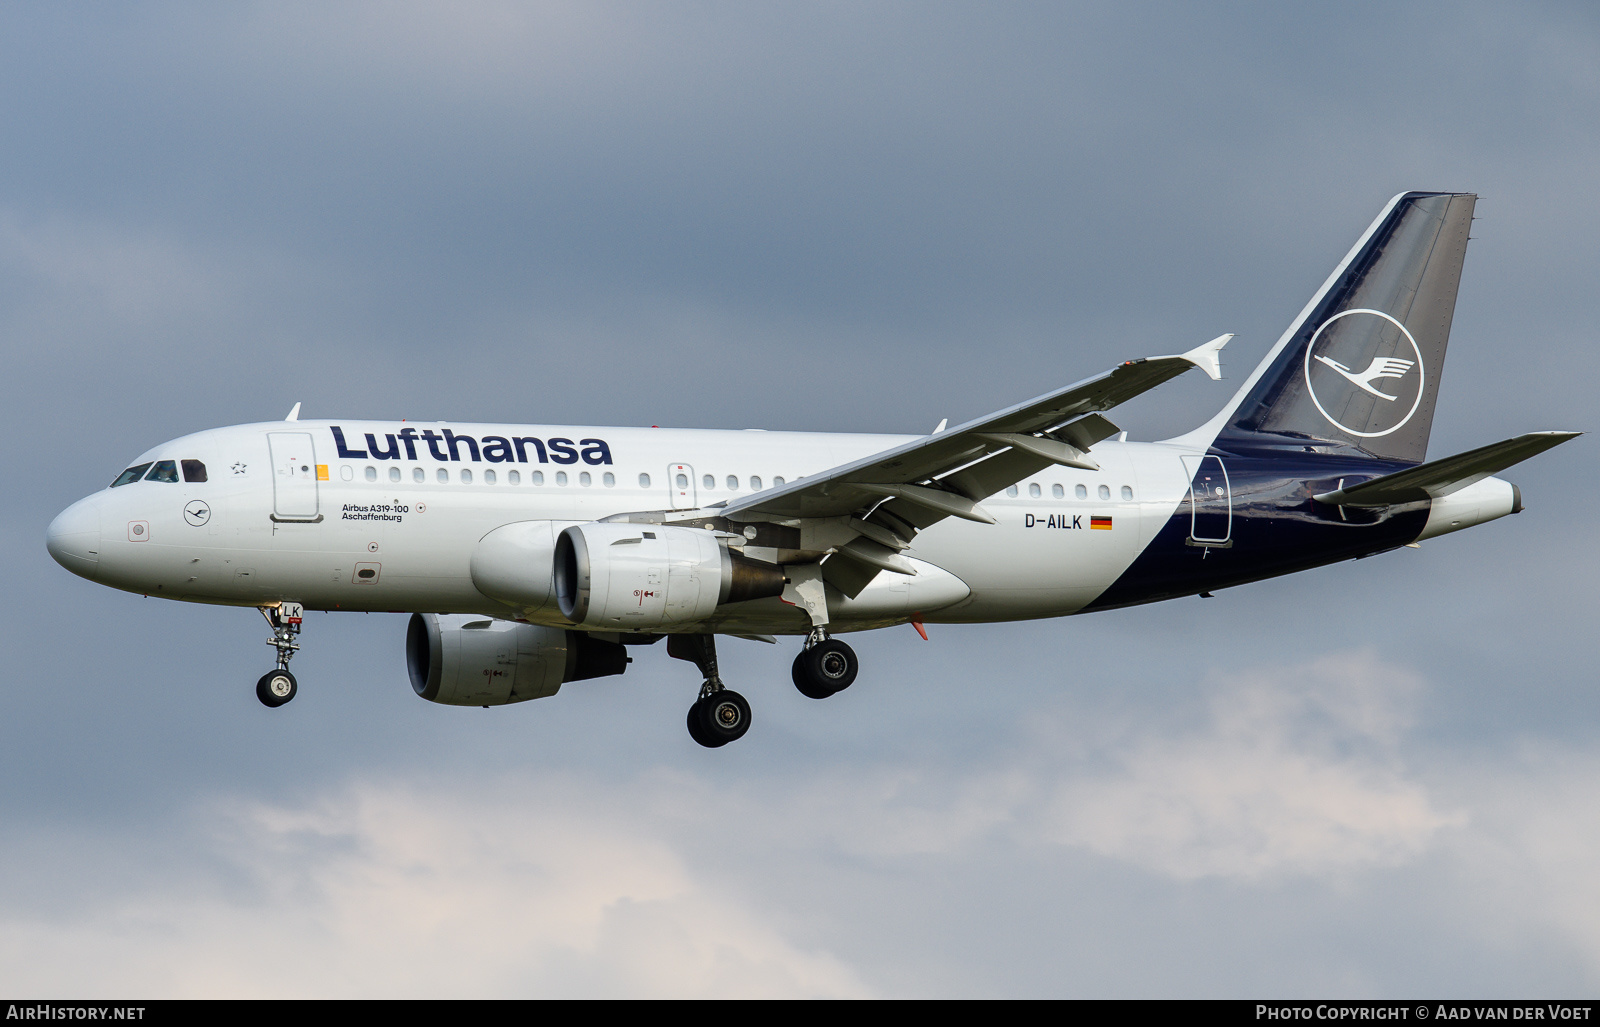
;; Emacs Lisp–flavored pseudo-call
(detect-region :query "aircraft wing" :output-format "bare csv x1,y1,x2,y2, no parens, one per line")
1313,431,1581,507
721,335,1231,537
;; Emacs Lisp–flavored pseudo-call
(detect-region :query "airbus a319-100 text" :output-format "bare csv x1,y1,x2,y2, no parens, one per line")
46,192,1578,747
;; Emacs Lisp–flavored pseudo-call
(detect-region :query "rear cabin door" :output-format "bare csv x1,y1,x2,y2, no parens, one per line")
1181,454,1232,547
269,432,321,520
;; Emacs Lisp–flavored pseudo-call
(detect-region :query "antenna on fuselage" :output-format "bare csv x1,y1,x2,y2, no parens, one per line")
285,402,301,422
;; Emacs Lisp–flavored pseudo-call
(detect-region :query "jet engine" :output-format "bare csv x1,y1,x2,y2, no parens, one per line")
406,612,629,706
469,520,573,613
553,522,787,629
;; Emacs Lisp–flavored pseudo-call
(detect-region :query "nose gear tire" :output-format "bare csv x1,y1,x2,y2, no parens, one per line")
256,669,298,708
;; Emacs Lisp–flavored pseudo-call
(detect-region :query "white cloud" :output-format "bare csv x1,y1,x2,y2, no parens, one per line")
0,780,871,998
1039,651,1462,879
5,651,1600,995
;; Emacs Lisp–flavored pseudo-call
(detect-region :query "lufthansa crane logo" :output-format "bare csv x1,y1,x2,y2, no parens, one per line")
1303,308,1425,438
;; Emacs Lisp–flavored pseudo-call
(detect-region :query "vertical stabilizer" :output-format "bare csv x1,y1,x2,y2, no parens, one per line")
1205,192,1476,463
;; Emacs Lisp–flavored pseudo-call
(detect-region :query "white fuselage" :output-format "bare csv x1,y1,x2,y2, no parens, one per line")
48,419,1203,634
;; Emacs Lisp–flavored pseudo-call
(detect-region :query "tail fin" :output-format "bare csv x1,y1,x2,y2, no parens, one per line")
1205,191,1476,463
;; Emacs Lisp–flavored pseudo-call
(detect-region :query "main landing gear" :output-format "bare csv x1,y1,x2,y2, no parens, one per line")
669,634,752,748
256,603,303,708
792,628,857,700
668,629,861,746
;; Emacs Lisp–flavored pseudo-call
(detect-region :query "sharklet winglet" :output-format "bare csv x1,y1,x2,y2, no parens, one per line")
1180,334,1230,381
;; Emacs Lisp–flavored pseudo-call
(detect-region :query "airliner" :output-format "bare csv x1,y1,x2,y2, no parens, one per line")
46,192,1578,747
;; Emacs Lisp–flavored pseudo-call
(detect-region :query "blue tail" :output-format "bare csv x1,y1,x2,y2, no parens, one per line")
1205,191,1476,464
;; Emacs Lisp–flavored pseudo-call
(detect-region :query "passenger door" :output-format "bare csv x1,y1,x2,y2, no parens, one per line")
268,432,321,521
1181,454,1232,547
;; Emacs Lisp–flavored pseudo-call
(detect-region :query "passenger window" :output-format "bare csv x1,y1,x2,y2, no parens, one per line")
509,470,521,485
436,468,449,484
532,471,544,485
750,476,762,490
1052,484,1064,499
702,474,714,490
181,459,207,483
413,468,425,483
485,469,497,485
676,474,688,489
111,463,153,487
556,471,568,486
1098,484,1110,500
1075,484,1087,500
774,476,785,486
1122,485,1134,501
727,475,739,490
1029,483,1041,498
145,460,180,483
1005,485,1018,497
640,473,652,488
461,469,473,484
365,466,377,482
389,466,401,483
603,472,615,487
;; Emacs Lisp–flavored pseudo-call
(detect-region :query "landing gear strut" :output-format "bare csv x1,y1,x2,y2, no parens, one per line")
256,603,303,708
669,634,751,748
792,627,857,699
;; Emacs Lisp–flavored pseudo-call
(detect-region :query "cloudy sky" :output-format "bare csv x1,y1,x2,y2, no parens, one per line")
4,1,1598,997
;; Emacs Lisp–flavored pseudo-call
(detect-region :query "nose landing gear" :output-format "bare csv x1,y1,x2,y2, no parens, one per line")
257,603,303,708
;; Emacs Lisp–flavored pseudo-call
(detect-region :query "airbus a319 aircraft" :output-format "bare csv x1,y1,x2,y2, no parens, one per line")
47,192,1578,747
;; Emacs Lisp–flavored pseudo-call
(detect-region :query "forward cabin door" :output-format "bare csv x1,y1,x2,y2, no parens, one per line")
268,432,322,521
669,463,697,510
1181,454,1232,548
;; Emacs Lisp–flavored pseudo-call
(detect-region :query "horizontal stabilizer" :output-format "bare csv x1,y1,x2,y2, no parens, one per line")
1314,431,1581,507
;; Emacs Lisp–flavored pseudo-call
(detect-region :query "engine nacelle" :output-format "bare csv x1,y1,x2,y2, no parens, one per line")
406,613,629,707
553,522,786,629
470,520,573,613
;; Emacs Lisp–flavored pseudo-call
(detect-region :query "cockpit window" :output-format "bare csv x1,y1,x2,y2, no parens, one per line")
144,460,180,483
111,463,153,487
181,459,207,483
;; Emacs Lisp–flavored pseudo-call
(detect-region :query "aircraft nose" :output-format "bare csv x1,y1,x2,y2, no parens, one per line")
46,496,102,574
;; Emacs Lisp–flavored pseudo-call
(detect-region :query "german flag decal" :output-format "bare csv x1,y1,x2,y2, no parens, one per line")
1090,516,1113,530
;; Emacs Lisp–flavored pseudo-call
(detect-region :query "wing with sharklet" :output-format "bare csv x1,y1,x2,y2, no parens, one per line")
718,334,1231,595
